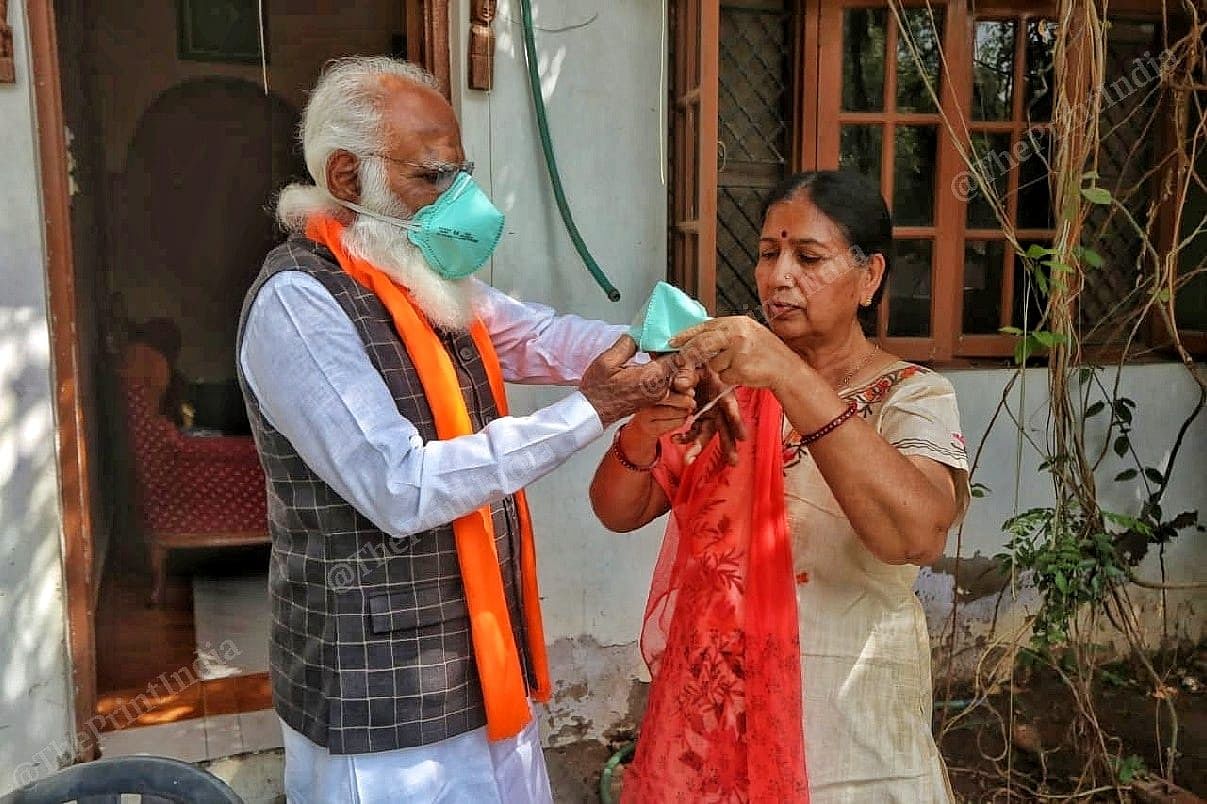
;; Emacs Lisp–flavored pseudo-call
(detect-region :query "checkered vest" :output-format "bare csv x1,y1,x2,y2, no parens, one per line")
236,235,533,754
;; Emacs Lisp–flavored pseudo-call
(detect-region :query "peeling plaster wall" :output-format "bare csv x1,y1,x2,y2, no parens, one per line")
448,1,1206,744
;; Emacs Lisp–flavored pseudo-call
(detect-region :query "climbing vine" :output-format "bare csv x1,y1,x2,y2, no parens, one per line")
890,0,1206,799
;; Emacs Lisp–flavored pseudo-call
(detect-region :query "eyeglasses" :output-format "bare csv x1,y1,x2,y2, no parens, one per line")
366,154,475,192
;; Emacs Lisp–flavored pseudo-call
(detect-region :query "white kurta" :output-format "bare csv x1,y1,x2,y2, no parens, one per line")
281,712,552,803
783,363,970,803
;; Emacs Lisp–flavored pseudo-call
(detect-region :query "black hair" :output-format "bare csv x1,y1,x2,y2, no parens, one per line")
762,170,894,326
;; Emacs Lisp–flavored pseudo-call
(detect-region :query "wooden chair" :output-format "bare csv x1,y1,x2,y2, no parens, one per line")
119,342,269,605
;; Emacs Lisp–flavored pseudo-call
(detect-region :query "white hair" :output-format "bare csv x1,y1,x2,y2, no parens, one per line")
276,57,438,231
275,57,477,330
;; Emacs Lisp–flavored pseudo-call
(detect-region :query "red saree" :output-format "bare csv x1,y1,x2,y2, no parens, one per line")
623,388,809,802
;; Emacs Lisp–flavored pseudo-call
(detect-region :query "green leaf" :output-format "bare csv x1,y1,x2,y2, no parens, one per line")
1026,243,1054,259
1080,248,1106,269
1033,330,1058,347
1014,338,1031,365
1082,186,1113,205
1114,435,1130,457
1086,401,1106,417
1144,467,1164,483
1114,400,1133,424
1082,171,1101,181
1114,468,1138,482
999,325,1024,336
1034,269,1050,296
1116,754,1146,784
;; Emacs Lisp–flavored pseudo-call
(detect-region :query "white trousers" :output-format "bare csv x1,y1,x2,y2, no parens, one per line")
281,715,553,804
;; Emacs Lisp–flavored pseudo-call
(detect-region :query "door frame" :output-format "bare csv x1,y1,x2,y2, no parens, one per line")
28,0,97,762
26,0,453,764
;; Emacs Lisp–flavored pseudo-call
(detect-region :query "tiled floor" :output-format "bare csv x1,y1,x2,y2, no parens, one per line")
98,708,284,762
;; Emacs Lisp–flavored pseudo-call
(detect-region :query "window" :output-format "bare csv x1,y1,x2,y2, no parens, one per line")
820,2,952,356
669,1,1196,362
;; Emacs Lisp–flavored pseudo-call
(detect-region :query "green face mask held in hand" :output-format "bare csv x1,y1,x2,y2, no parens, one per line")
629,281,711,353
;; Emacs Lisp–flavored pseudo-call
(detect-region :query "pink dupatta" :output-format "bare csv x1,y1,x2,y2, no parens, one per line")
623,388,809,802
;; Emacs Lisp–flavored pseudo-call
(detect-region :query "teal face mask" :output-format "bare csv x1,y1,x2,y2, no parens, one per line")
340,172,505,279
629,281,711,352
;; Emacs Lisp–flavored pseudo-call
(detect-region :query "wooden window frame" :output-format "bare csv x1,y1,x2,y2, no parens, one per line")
672,0,1203,364
669,0,721,311
817,0,966,362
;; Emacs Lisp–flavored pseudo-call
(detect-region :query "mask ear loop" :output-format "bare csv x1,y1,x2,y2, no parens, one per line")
332,198,422,232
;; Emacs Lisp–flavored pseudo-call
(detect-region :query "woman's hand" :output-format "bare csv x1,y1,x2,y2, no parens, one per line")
628,392,697,441
669,316,802,391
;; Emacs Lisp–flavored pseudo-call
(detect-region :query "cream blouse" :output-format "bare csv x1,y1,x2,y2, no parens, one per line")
783,362,969,803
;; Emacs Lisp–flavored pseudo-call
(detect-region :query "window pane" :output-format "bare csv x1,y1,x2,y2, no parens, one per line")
1025,20,1057,123
1013,241,1049,329
965,132,1012,229
718,4,792,165
1078,21,1162,335
973,20,1017,121
964,240,1006,334
1178,95,1207,331
840,125,882,184
894,125,938,226
843,8,887,112
897,8,945,113
716,187,768,317
1017,130,1054,230
889,239,933,336
1177,273,1207,331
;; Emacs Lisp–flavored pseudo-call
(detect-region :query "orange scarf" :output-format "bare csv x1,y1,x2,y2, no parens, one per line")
306,216,551,741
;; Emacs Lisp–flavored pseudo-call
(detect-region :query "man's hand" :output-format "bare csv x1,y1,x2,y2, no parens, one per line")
581,336,697,427
673,364,748,465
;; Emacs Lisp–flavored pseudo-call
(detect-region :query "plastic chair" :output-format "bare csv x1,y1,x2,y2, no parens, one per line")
0,755,243,803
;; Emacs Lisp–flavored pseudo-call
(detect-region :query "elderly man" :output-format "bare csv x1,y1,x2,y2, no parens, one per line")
236,54,700,796
236,57,695,802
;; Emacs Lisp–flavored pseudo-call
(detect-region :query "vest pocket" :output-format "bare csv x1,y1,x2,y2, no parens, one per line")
367,583,469,634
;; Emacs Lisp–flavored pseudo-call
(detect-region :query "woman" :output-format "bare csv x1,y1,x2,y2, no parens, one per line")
590,171,969,802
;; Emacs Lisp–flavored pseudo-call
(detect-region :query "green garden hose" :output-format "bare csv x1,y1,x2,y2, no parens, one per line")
599,741,636,803
518,0,621,302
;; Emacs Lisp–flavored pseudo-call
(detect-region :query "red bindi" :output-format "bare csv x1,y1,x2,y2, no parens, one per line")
780,229,788,239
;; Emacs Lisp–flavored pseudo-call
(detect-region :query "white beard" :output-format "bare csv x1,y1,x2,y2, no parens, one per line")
341,217,479,332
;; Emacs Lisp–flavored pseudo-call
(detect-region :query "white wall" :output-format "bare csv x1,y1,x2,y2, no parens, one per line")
449,0,1207,745
451,0,670,743
0,2,76,794
923,363,1207,673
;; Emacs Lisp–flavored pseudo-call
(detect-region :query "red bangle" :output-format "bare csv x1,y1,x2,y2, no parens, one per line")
610,426,660,472
798,402,858,447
